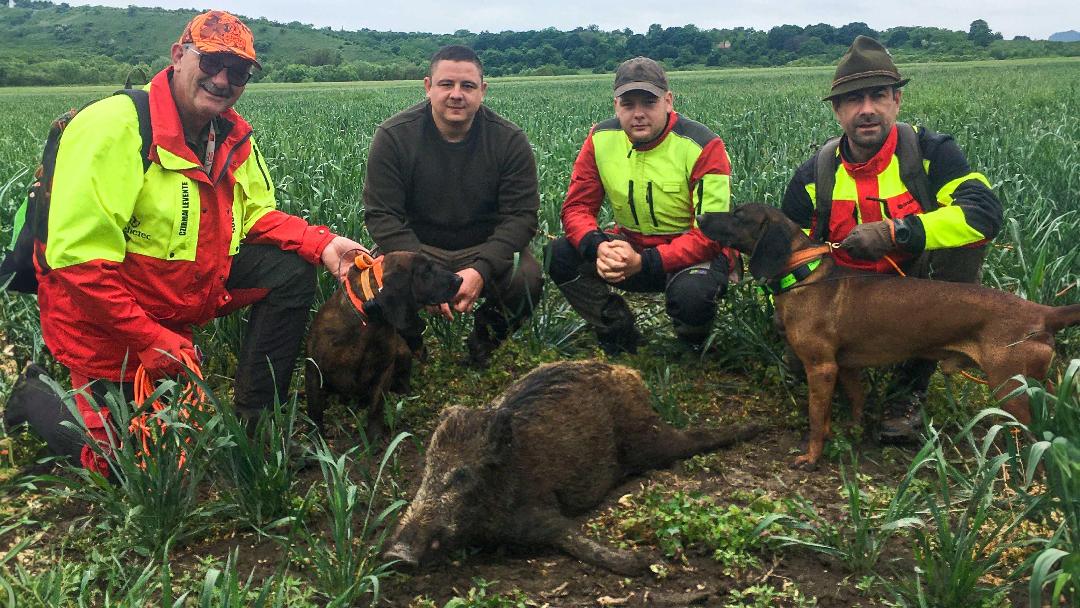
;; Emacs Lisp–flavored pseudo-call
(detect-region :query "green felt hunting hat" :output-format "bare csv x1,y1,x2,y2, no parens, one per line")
824,35,909,101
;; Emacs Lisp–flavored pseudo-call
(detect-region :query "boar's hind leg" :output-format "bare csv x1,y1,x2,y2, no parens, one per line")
622,422,765,474
556,531,648,576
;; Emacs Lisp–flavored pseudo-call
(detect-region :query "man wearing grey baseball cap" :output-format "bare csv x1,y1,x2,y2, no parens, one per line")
548,57,739,354
780,36,1003,441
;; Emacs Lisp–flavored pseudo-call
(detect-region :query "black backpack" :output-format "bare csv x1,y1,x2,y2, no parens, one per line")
1,89,153,294
810,122,936,242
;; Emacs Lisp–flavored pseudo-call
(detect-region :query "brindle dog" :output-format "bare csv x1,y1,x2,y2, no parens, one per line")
306,251,461,438
699,204,1080,469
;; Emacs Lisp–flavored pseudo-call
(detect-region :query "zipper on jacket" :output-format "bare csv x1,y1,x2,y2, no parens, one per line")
646,181,658,227
213,131,254,186
696,181,704,215
627,180,640,225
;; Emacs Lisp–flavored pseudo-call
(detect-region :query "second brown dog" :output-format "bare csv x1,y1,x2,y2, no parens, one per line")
699,204,1080,469
306,251,462,437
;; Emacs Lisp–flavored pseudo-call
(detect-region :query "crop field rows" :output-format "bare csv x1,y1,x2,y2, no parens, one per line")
0,58,1076,606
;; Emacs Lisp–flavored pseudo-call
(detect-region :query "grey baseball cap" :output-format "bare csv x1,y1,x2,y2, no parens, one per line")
613,57,668,98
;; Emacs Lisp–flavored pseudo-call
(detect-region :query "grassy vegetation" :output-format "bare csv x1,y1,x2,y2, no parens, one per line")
0,59,1077,604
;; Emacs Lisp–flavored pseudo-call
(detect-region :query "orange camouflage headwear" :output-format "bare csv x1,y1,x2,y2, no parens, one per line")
178,10,260,68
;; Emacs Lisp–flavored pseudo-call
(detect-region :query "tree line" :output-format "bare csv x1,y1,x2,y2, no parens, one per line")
1,2,1078,86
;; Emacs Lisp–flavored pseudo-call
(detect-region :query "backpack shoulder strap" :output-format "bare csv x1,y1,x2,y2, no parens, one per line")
114,89,153,173
895,122,935,211
812,136,841,242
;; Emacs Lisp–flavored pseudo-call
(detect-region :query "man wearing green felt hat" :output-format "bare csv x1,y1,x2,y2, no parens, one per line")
780,36,1004,441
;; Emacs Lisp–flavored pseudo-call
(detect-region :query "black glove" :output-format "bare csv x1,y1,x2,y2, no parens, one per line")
841,220,895,260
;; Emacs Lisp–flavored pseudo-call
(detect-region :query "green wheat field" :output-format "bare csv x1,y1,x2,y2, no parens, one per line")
0,58,1076,606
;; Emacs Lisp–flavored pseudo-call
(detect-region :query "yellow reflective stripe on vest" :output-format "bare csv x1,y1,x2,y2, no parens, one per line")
592,127,712,235
234,140,277,254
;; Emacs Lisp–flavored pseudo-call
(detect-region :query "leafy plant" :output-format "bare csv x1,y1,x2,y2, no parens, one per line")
215,385,306,534
613,487,785,573
883,424,1040,607
757,450,922,575
294,433,409,606
648,365,689,428
48,370,230,557
973,359,1079,607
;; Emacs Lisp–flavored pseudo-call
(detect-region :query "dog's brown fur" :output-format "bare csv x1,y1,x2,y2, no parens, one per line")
699,204,1080,469
305,251,461,437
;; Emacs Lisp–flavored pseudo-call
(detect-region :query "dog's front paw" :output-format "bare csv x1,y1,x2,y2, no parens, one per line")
790,454,820,472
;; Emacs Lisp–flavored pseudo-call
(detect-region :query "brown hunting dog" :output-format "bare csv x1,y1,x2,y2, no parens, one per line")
306,251,462,437
699,204,1080,469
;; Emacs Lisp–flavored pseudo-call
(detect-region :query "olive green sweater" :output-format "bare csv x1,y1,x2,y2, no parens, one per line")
362,101,539,284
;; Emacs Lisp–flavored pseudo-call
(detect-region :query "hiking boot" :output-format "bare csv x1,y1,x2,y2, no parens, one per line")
4,363,51,429
782,346,807,384
596,295,639,356
464,331,500,369
879,392,926,443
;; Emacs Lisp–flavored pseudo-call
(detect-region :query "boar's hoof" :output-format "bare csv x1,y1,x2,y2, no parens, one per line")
558,534,649,576
383,543,419,568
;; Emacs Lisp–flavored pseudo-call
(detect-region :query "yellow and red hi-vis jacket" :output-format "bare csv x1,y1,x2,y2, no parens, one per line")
562,112,737,274
37,67,335,381
781,124,1002,274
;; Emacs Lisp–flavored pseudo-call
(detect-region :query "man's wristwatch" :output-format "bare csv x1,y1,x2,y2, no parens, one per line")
893,218,912,248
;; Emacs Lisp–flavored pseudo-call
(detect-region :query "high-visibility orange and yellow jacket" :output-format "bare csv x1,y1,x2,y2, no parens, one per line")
781,124,1002,273
37,67,335,381
562,112,737,277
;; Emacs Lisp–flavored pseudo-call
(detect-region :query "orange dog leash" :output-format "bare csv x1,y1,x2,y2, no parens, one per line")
131,352,208,468
343,252,385,324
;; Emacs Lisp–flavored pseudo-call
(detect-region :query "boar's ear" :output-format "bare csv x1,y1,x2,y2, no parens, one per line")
482,408,514,467
748,224,792,281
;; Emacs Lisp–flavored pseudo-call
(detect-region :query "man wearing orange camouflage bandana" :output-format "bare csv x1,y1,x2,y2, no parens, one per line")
4,10,368,474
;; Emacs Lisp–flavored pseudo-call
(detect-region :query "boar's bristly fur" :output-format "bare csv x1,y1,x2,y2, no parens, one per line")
384,360,764,575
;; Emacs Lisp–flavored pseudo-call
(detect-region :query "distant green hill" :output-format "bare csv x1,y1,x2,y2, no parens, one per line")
1050,30,1080,42
2,1,1078,86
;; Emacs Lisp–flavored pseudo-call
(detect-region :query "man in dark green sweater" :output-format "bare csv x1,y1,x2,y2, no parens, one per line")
363,45,542,367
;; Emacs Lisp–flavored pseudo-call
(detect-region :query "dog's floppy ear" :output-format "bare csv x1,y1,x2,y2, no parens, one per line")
374,270,416,332
748,224,792,281
697,212,725,242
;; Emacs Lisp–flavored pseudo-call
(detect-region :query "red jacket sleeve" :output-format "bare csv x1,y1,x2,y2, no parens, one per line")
244,210,337,265
561,128,606,249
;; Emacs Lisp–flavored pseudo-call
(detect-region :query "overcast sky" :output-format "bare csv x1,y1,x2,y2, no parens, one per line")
45,0,1079,40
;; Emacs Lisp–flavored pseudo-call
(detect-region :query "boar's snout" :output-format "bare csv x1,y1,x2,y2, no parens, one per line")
383,542,419,568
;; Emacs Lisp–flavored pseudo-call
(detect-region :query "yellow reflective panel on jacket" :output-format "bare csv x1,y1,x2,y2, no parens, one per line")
45,91,276,268
697,173,730,215
592,126,706,236
125,168,201,262
47,95,145,269
233,139,277,254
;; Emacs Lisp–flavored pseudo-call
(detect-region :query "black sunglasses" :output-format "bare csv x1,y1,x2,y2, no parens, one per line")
188,47,253,87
